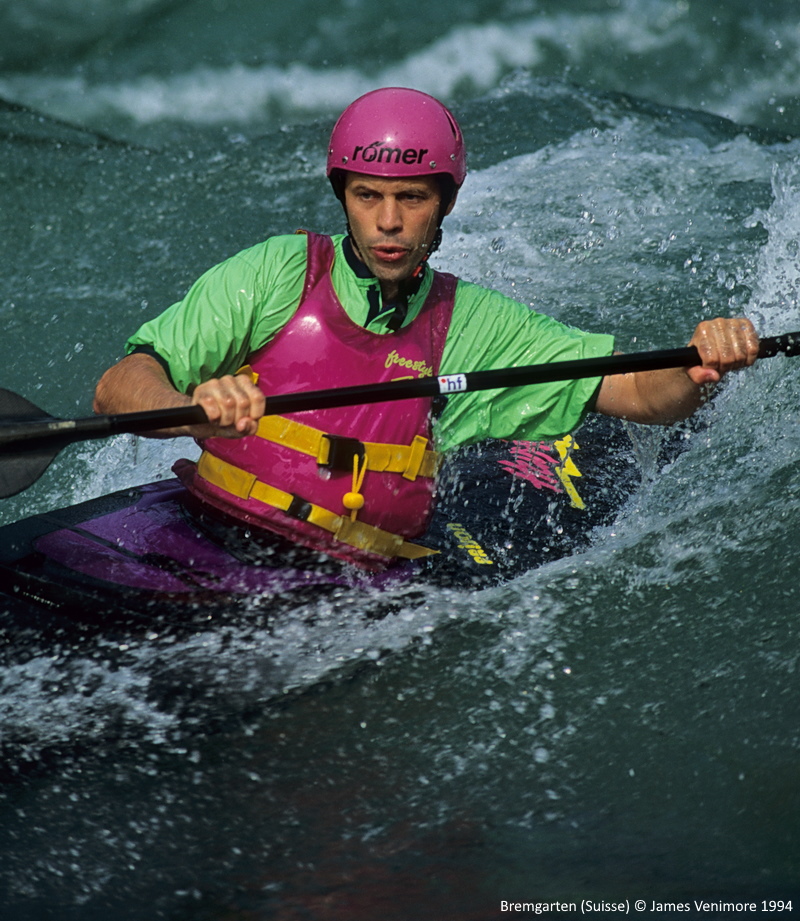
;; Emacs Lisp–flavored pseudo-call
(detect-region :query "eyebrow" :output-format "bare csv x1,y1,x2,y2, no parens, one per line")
348,181,434,196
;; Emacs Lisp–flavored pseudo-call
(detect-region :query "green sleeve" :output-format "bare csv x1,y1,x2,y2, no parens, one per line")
125,235,308,393
435,280,615,452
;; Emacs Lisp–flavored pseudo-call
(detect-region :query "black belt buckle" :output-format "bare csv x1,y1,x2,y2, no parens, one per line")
286,494,313,521
320,434,365,472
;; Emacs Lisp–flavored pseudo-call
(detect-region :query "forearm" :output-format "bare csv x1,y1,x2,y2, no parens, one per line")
595,366,709,425
94,353,196,437
595,317,759,426
94,351,266,439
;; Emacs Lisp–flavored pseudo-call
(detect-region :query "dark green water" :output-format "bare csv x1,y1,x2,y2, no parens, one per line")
1,1,800,917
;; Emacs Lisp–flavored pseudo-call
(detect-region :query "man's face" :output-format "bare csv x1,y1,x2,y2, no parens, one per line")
343,172,454,298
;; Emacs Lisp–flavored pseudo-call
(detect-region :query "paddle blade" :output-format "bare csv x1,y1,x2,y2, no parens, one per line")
0,389,61,498
0,446,59,499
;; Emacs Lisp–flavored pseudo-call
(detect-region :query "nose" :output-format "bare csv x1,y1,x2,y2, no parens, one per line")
376,195,402,234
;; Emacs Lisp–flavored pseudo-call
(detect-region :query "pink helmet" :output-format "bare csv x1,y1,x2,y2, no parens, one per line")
327,87,466,190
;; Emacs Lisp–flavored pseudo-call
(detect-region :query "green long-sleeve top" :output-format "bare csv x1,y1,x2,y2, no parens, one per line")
127,233,614,453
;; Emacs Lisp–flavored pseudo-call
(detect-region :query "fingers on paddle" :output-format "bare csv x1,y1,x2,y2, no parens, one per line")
193,375,265,435
687,317,760,383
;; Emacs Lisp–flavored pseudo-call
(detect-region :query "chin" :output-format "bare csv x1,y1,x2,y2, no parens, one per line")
373,264,407,283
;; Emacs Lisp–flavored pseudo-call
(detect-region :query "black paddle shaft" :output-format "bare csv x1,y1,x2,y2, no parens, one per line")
0,329,798,498
263,330,800,414
0,403,208,449
1,331,799,446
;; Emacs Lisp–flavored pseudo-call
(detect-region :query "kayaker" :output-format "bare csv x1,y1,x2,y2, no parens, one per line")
93,87,760,569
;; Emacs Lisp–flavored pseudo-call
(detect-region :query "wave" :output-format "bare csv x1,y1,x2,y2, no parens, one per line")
2,4,800,137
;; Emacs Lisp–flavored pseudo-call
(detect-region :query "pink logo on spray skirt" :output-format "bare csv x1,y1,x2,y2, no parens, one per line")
498,441,563,493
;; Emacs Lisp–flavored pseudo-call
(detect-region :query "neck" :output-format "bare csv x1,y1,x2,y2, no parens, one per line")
342,235,425,332
379,279,400,302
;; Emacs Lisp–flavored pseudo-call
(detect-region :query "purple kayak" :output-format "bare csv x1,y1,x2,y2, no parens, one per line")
0,416,651,637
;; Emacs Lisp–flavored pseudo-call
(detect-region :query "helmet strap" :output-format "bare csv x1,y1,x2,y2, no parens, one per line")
410,226,442,279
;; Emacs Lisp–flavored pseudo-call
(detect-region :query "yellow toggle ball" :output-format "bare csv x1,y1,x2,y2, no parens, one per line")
343,492,365,511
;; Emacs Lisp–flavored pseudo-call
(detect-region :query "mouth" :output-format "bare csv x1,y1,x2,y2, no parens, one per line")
370,245,410,265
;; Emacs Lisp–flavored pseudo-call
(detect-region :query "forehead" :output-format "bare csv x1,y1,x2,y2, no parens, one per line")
343,172,440,195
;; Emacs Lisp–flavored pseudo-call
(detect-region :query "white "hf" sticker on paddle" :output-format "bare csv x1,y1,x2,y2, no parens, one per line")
438,374,468,393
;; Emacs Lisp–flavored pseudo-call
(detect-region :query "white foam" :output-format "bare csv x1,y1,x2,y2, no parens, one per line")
435,124,780,323
0,651,178,754
67,434,198,504
744,162,800,332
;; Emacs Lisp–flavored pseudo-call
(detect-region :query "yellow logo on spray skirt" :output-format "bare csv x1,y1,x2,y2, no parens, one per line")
554,435,585,510
446,523,494,565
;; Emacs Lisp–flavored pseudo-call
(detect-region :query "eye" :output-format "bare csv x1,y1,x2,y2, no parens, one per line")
348,185,375,201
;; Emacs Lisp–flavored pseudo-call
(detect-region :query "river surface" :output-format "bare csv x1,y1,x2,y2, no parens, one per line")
1,1,800,918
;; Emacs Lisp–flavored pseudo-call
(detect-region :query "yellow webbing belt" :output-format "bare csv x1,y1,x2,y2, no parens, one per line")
255,416,439,481
196,453,438,561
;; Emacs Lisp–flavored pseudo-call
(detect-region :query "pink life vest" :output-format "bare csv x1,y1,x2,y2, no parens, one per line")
175,232,457,569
